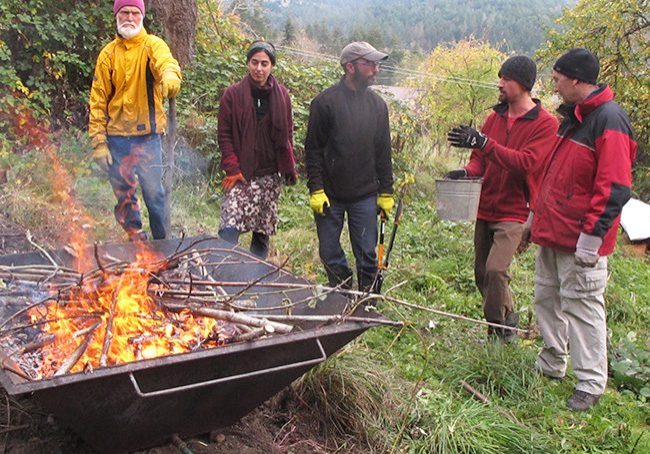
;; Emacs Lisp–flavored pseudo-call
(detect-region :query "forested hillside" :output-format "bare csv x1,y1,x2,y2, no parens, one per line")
0,1,648,452
236,0,575,53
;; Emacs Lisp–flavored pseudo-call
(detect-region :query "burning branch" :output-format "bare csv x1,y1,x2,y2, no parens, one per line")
100,275,125,367
0,239,399,381
54,320,101,377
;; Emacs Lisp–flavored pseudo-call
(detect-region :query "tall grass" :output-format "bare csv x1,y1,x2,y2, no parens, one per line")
408,388,557,453
2,129,648,453
294,345,408,452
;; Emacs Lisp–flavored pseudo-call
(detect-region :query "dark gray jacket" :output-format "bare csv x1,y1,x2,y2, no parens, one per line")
305,79,393,201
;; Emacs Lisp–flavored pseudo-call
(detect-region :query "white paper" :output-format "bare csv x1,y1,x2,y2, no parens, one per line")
620,198,650,241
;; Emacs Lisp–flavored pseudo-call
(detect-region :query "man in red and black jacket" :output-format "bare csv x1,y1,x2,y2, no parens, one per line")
531,48,637,411
447,56,558,342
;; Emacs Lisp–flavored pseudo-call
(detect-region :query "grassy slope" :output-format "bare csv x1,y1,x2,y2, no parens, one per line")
2,135,648,453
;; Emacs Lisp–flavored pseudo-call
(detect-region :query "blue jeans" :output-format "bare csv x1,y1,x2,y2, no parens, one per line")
107,134,167,239
218,227,270,259
315,195,378,291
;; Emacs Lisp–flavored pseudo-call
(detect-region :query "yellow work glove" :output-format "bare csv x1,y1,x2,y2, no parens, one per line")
309,190,330,215
161,71,181,99
377,193,395,217
92,143,112,173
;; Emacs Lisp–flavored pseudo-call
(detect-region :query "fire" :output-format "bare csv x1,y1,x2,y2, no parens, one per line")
28,243,221,377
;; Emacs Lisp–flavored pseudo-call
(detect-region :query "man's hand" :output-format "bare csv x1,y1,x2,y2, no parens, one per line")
574,232,603,267
517,211,534,254
92,143,112,173
377,193,395,217
222,172,246,191
310,190,330,215
284,172,298,186
161,71,181,99
447,125,488,149
445,169,467,180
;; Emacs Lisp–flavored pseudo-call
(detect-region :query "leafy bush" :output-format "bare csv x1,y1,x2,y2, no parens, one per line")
610,331,650,399
408,38,505,145
0,0,115,129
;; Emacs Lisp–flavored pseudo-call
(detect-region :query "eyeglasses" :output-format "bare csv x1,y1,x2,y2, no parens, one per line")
354,59,382,69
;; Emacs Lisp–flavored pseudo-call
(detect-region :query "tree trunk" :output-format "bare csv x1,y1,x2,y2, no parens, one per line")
148,0,197,67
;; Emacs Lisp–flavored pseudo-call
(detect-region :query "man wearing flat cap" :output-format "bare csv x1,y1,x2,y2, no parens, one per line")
531,48,637,411
89,0,181,241
446,56,558,342
305,41,394,293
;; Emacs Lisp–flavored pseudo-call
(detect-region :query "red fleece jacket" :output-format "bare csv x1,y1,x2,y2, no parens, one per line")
464,100,559,223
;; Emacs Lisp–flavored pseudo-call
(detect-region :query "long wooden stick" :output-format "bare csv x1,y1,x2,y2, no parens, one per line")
0,354,31,381
25,230,59,268
221,256,291,307
460,380,490,404
383,295,530,334
100,276,124,367
260,314,403,327
229,327,266,343
163,303,293,334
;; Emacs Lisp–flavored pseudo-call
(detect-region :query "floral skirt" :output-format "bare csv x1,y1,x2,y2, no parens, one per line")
219,174,282,236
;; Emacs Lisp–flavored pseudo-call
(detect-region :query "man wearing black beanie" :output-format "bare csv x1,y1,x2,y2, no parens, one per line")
446,56,558,343
531,48,637,411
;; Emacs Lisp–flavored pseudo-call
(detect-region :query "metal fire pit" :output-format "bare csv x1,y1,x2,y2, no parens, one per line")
0,236,389,453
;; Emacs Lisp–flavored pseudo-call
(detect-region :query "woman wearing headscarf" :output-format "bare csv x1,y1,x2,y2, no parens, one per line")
217,41,297,259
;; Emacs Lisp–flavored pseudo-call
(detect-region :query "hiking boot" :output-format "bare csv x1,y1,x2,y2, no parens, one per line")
567,390,600,411
127,229,149,242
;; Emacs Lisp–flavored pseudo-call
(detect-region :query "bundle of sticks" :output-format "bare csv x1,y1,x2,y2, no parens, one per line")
0,238,399,381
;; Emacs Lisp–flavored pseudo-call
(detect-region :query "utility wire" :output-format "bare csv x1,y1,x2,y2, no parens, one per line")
276,45,498,89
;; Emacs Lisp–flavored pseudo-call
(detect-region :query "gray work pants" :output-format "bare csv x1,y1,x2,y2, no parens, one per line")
534,246,608,394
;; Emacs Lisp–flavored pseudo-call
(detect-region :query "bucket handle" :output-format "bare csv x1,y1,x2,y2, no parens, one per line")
128,338,326,398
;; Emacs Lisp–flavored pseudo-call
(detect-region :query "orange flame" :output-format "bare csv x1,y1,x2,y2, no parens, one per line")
9,106,226,378
30,244,221,377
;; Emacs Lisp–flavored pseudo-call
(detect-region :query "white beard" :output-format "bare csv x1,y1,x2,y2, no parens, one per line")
117,22,142,39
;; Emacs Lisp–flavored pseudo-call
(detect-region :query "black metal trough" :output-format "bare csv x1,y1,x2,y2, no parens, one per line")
0,236,389,453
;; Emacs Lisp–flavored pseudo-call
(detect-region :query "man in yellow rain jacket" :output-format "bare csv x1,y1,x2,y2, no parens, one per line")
89,0,181,241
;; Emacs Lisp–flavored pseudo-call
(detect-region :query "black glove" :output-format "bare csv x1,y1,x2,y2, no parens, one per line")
445,169,467,180
448,125,488,149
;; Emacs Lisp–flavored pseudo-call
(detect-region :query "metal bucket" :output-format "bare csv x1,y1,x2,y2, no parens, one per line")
435,178,483,221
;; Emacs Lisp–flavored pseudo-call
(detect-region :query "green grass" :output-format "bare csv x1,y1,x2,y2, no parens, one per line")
2,133,648,453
